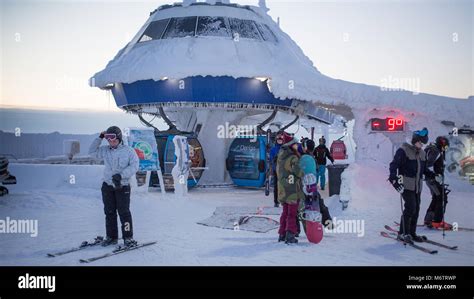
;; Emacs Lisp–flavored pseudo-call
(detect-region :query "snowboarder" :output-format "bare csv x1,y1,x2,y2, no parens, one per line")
423,136,451,229
389,128,433,243
313,136,334,190
269,132,284,207
88,126,140,248
299,139,333,228
276,132,304,244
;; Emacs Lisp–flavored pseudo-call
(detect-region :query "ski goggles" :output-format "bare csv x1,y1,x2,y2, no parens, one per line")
104,133,117,141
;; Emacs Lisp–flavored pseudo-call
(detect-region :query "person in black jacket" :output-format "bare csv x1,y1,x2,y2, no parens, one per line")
313,136,334,190
389,128,434,243
423,136,451,229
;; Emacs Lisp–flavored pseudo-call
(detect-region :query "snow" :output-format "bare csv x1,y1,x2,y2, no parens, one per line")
1,163,472,266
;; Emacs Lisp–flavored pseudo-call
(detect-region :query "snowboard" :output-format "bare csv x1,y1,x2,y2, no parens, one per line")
302,197,324,244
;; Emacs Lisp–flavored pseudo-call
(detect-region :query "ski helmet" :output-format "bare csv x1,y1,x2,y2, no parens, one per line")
411,127,429,145
435,136,450,150
106,126,123,143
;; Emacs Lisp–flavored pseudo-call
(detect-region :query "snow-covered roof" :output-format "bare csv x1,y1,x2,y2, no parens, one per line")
90,1,473,124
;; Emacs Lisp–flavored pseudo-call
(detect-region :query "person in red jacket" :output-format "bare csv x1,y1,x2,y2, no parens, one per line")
313,136,334,190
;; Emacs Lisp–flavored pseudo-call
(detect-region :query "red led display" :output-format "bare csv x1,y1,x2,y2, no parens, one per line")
371,118,404,132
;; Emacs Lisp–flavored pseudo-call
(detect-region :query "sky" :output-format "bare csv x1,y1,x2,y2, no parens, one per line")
0,0,472,111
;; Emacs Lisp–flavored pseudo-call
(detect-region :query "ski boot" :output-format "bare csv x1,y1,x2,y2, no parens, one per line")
274,202,280,208
278,234,286,242
397,234,413,244
431,221,452,230
101,236,118,247
424,211,434,226
124,238,138,248
411,234,428,243
285,232,298,244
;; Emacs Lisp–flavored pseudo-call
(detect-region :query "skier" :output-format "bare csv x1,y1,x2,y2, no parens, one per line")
89,126,140,248
269,132,284,207
423,136,451,229
389,128,434,243
313,136,334,190
276,132,304,244
299,139,333,228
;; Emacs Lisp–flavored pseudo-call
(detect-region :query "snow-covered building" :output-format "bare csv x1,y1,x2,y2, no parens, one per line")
90,0,473,184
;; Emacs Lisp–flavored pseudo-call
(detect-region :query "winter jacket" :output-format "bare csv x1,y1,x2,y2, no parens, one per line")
269,143,281,173
389,143,433,193
88,137,139,186
313,145,334,166
276,145,304,204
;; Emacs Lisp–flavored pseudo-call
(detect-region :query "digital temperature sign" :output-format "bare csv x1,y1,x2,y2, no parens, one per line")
371,118,404,132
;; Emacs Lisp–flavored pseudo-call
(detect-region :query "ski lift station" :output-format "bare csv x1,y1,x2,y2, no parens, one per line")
90,0,474,189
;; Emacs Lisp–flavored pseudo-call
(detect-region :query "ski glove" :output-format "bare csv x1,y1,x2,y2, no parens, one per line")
112,174,122,189
435,174,443,184
390,180,404,194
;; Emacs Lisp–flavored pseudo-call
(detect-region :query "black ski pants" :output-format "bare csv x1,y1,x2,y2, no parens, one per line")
398,190,421,236
101,182,133,239
425,182,448,223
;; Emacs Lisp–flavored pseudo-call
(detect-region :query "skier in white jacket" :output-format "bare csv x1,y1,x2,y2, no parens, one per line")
89,126,139,248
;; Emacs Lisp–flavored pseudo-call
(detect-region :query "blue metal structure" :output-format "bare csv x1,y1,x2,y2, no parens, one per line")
112,76,292,108
226,136,268,188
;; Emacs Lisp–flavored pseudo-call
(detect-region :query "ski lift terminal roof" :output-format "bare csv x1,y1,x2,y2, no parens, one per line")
90,0,473,124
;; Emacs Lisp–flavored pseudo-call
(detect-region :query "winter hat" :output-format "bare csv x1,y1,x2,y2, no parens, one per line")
411,127,429,145
280,131,296,146
106,126,123,142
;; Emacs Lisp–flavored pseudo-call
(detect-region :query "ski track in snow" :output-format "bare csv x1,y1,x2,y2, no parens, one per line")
0,163,472,266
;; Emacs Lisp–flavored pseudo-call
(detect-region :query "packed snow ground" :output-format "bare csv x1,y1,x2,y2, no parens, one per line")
0,163,472,266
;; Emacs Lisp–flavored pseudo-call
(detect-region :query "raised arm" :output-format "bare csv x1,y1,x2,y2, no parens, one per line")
88,137,107,159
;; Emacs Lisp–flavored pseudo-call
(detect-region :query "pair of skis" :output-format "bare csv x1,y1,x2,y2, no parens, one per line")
394,221,474,232
381,225,458,254
47,237,156,263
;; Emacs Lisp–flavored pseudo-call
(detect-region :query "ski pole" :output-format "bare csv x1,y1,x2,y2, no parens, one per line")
441,151,446,239
400,193,406,246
